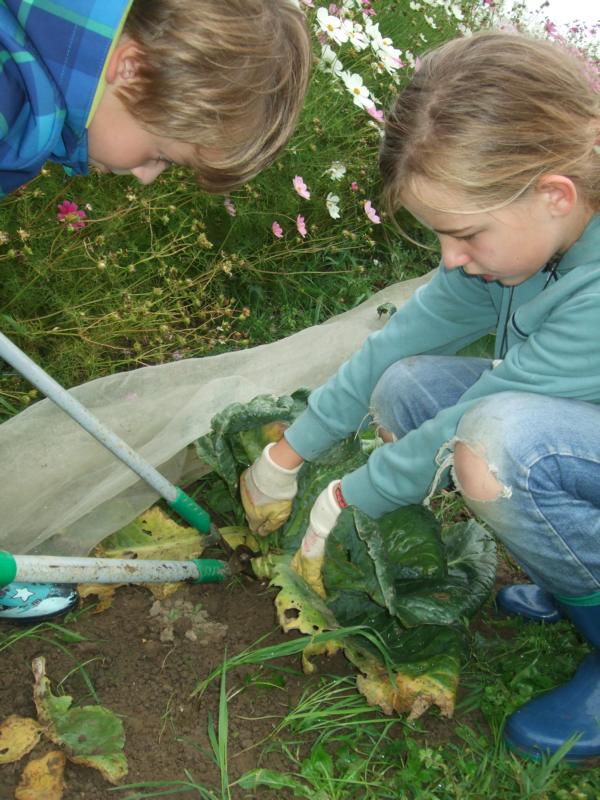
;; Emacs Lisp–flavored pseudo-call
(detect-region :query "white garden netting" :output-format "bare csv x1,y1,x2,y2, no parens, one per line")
0,273,430,557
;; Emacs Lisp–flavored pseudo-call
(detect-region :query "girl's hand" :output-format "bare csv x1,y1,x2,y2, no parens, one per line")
240,442,302,535
291,480,346,597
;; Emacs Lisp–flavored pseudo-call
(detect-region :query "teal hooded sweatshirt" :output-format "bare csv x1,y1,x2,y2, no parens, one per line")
285,214,600,517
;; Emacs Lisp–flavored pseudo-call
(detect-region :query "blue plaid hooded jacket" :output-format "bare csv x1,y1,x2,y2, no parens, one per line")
0,0,131,198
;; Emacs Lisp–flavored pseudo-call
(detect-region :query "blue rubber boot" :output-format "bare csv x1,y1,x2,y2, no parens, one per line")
496,584,562,623
0,582,78,623
504,600,600,763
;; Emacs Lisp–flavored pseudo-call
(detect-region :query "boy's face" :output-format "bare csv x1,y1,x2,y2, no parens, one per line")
87,66,196,184
401,178,587,285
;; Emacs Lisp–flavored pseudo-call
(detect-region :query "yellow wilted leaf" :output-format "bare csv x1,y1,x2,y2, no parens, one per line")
15,750,65,800
94,506,207,561
77,583,119,613
0,715,42,764
77,581,181,614
349,648,455,720
219,526,260,554
301,639,344,674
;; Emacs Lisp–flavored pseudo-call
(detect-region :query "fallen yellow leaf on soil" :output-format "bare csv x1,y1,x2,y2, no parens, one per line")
15,750,65,800
32,656,127,784
0,715,42,764
78,581,180,613
77,583,119,613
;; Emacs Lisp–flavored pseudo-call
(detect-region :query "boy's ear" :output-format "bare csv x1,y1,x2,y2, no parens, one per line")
536,174,578,217
105,38,141,85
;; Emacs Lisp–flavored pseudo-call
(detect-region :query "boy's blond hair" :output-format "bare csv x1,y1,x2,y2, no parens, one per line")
121,0,312,193
380,31,600,216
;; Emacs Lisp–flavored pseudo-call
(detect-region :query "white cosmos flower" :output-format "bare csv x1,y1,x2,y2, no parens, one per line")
379,43,403,74
346,21,369,51
341,72,372,110
326,192,341,219
320,44,345,78
364,19,384,49
325,161,347,180
316,7,349,45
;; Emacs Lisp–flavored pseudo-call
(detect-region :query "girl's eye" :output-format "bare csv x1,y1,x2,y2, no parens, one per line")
457,232,476,242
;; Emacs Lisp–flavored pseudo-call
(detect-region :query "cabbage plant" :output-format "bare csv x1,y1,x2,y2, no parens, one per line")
196,392,496,719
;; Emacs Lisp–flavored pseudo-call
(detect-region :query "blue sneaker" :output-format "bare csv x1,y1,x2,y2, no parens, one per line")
0,582,78,622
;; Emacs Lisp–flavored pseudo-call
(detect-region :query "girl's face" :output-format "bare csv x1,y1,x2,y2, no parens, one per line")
401,178,586,285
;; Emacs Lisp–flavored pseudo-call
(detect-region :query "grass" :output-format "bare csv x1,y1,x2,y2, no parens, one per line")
106,628,600,799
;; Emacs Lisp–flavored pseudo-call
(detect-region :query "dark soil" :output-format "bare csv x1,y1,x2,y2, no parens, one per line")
0,572,352,800
0,549,525,800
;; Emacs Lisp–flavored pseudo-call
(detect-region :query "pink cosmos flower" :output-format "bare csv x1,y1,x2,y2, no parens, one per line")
301,0,314,6
296,214,307,238
364,200,381,224
366,105,384,123
56,200,87,231
272,221,284,238
361,0,376,16
293,175,311,200
544,19,558,37
350,181,359,192
224,198,236,217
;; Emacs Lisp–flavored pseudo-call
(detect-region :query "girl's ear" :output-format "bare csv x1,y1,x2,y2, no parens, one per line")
105,37,141,85
536,174,578,217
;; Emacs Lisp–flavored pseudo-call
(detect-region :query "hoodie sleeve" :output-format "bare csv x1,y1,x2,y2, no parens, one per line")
285,264,498,459
0,4,65,196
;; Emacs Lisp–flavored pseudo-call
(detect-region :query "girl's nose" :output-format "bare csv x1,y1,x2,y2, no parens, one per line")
130,161,171,185
439,236,470,270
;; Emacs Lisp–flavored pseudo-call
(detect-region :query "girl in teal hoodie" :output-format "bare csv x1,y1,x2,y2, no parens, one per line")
242,30,600,763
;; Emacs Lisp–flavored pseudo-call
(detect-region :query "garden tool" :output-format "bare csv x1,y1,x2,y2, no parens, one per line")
0,331,219,537
0,550,229,587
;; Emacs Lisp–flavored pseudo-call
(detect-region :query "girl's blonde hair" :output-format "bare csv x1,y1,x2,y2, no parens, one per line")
121,0,312,193
380,30,600,216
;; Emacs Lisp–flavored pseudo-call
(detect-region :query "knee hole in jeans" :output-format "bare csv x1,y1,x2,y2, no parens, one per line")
453,441,506,502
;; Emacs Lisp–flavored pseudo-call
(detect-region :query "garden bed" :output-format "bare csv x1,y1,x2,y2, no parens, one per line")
0,550,521,800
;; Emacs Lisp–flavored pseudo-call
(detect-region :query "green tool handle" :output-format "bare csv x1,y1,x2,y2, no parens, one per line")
169,488,212,533
0,551,17,588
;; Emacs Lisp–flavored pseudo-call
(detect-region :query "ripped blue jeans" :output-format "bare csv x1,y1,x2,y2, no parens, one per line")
370,355,600,597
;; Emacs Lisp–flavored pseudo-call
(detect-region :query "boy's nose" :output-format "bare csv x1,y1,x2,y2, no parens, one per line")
130,161,170,185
